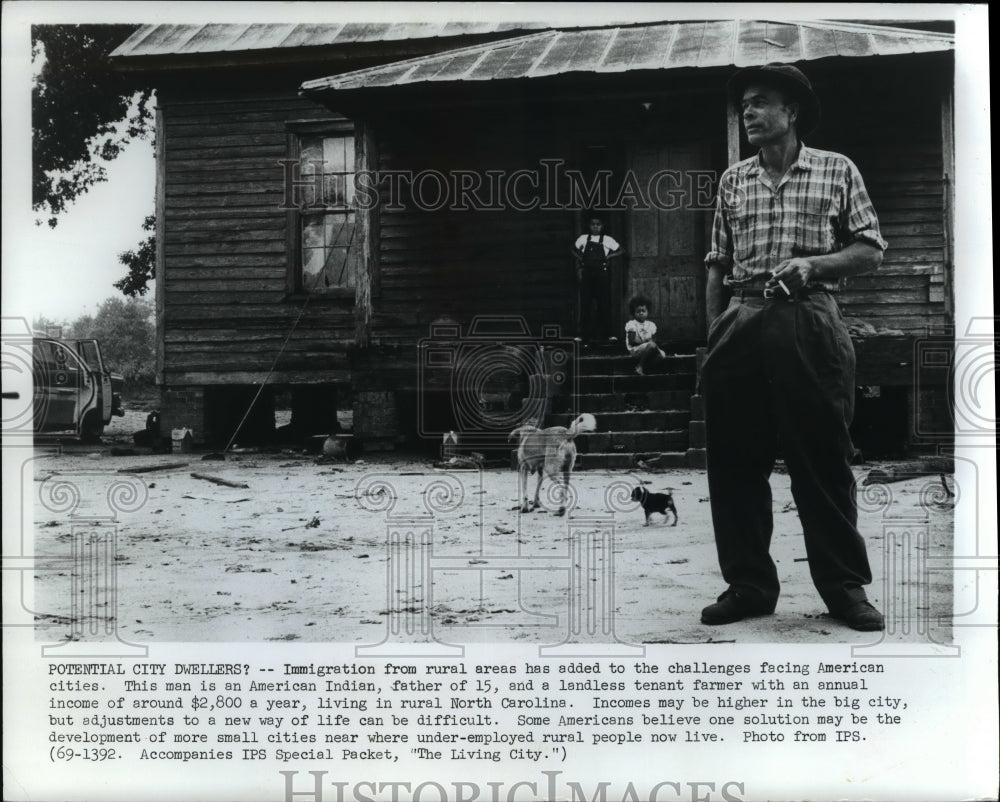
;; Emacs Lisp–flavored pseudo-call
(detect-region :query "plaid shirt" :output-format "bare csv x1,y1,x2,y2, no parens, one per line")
705,145,887,289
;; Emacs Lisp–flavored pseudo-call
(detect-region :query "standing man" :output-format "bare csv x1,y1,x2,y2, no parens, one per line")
701,63,887,631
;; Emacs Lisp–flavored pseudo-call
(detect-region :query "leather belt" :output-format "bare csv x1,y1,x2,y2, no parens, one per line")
732,285,831,303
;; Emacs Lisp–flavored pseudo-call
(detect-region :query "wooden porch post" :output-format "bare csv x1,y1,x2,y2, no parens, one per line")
727,98,741,166
940,88,955,318
154,106,166,385
355,120,378,347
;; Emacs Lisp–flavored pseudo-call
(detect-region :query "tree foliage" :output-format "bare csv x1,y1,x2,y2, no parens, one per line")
31,314,70,338
32,24,153,227
32,297,156,384
115,215,156,296
68,296,156,384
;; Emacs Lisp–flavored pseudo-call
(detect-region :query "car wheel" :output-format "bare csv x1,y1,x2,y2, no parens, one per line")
80,410,105,443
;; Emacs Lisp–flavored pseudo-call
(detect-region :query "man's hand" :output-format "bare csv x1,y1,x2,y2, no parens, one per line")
768,258,815,291
771,242,882,287
706,265,727,322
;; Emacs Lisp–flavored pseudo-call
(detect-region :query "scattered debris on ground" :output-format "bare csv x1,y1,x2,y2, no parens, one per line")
117,462,190,474
191,472,249,489
863,457,955,486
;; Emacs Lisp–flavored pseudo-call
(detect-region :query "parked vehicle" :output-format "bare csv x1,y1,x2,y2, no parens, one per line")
32,335,125,442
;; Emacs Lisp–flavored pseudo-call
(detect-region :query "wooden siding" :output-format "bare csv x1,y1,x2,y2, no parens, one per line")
369,106,580,347
813,64,950,336
160,88,354,384
842,146,948,333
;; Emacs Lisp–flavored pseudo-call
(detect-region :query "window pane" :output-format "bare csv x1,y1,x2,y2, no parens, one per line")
295,131,358,293
302,215,326,249
315,136,354,207
326,212,355,247
301,246,328,290
323,137,346,172
300,136,323,165
344,136,355,204
78,341,100,370
300,211,356,290
322,173,346,208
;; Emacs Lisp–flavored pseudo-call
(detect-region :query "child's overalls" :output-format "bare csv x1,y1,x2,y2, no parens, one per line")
579,234,611,340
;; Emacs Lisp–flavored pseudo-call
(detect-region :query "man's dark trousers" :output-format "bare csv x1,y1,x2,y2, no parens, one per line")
701,291,872,613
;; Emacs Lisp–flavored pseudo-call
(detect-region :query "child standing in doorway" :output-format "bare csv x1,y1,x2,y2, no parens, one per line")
625,295,666,375
573,213,624,343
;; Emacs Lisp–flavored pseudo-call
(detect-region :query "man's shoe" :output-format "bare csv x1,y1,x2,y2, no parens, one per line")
831,601,884,632
701,589,774,625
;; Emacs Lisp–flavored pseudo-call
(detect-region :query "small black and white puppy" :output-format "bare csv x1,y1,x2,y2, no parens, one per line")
631,486,678,526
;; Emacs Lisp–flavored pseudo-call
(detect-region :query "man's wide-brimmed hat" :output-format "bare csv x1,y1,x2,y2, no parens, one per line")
727,62,821,135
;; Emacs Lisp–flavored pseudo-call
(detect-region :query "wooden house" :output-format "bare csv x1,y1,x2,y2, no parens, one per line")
113,19,955,459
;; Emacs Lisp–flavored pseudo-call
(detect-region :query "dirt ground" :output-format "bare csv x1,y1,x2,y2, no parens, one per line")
26,407,955,647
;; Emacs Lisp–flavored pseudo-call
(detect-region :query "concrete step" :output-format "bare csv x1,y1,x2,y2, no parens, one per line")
550,409,691,431
576,340,703,356
552,390,696,413
577,429,689,453
578,373,696,394
686,448,707,469
536,348,701,470
575,451,689,470
578,352,697,375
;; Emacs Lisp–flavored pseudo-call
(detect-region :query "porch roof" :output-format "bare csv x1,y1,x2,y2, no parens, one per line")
300,19,954,94
110,21,557,59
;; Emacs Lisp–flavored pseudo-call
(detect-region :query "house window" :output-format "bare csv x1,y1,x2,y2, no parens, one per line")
290,127,358,293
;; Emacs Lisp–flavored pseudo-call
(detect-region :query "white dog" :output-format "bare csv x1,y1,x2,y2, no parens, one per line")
509,413,596,516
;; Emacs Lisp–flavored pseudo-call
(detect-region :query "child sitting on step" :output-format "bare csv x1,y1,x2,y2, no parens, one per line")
625,295,666,376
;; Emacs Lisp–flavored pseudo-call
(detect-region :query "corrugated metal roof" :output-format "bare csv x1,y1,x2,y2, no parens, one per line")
111,21,559,58
300,20,954,93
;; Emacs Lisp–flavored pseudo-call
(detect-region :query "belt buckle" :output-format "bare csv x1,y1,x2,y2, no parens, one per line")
763,286,777,300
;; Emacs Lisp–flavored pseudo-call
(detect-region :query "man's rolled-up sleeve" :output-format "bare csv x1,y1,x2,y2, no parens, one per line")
841,158,888,252
705,186,733,270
